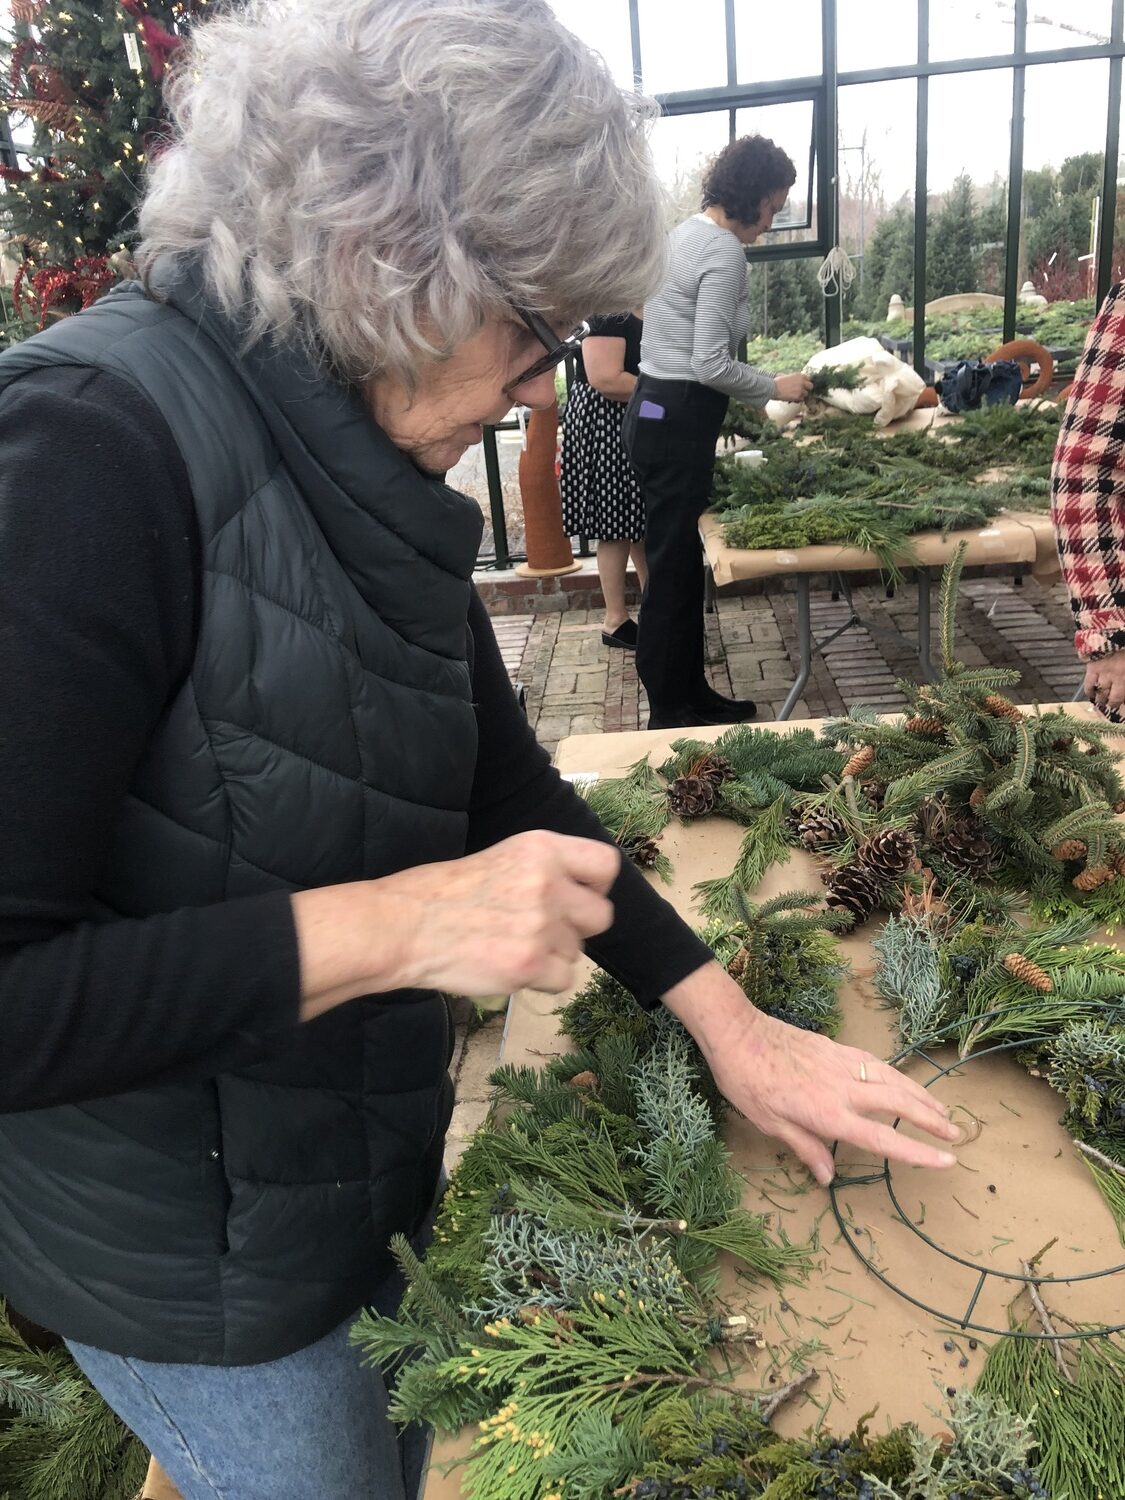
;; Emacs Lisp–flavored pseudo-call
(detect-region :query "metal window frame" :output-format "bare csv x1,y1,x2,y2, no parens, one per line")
476,0,1125,568
639,0,1125,371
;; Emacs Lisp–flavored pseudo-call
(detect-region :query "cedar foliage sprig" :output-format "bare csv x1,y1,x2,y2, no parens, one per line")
976,1315,1125,1500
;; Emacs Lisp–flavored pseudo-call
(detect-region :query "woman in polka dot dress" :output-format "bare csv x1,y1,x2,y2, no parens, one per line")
560,312,646,648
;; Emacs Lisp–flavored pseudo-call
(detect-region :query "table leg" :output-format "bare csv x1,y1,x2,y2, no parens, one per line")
916,568,937,681
779,574,812,721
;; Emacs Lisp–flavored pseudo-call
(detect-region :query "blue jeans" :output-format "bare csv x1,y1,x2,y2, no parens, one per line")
66,1263,428,1499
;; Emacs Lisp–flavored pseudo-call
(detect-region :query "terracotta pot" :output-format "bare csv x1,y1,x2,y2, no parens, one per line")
913,386,940,409
983,338,1054,400
516,402,580,577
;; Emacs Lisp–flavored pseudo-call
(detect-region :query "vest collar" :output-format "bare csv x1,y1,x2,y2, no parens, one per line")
145,257,484,593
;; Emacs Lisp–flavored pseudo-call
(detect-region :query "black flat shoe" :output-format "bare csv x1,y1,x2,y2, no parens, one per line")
601,619,638,650
647,700,757,730
695,686,758,719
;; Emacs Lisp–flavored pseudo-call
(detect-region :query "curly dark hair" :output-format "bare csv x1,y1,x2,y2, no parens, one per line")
700,135,797,226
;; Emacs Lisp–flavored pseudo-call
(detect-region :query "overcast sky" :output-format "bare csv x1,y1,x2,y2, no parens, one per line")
548,0,1118,209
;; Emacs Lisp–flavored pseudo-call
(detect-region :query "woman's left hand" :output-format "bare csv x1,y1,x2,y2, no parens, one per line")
1084,650,1125,718
663,962,960,1186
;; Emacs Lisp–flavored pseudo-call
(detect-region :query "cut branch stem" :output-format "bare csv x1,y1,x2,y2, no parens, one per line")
1019,1259,1070,1380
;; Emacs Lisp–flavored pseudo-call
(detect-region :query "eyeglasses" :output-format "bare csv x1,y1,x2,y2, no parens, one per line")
504,308,590,394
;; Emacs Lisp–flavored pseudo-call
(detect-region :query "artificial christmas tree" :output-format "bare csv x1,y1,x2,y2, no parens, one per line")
1,1,209,325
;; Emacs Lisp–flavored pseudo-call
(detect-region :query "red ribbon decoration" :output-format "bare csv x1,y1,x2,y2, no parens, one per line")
120,0,182,83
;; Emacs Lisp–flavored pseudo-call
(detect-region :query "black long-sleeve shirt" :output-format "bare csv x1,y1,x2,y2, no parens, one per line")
0,366,710,1112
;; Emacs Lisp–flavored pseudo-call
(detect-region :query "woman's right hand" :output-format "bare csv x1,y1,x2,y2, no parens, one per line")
292,831,620,1018
773,372,814,403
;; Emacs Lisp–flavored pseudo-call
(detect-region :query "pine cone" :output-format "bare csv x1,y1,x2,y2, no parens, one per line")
842,744,876,779
1052,737,1075,752
825,863,884,929
1113,849,1125,877
905,715,945,737
727,947,749,980
695,753,737,790
936,818,994,878
969,785,987,812
567,1070,599,1089
1051,838,1087,862
1073,864,1115,892
857,827,918,881
1003,954,1054,993
1115,800,1125,815
796,808,846,850
618,832,660,869
666,774,716,819
982,693,1023,722
865,782,887,812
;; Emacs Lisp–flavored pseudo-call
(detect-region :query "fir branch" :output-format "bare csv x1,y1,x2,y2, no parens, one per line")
939,539,969,676
693,799,791,920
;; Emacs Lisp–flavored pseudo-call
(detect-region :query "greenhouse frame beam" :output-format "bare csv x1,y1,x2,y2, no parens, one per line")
838,41,1125,87
913,0,928,378
1098,0,1125,309
1002,0,1028,345
651,0,1125,374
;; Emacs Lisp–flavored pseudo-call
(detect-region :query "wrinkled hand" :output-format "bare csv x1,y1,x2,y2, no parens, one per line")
664,964,959,1186
774,372,814,404
385,830,619,999
1084,651,1125,720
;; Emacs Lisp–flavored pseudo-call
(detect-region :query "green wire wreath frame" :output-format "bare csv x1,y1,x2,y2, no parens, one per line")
828,1003,1125,1340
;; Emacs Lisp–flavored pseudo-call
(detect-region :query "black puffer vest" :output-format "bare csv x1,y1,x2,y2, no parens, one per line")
0,263,482,1363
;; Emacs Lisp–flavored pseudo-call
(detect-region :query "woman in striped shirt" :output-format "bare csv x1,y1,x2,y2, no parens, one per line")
623,136,813,729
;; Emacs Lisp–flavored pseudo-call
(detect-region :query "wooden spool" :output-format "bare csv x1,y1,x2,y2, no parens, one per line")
984,337,1054,400
515,402,580,578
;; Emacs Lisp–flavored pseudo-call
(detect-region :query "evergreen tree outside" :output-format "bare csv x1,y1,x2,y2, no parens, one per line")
849,200,915,320
745,255,824,340
926,172,979,300
0,0,208,326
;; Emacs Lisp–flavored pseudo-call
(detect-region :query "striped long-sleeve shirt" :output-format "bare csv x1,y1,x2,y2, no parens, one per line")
1051,283,1125,660
639,214,778,407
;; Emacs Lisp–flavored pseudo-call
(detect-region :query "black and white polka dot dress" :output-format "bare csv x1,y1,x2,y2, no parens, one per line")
560,313,644,544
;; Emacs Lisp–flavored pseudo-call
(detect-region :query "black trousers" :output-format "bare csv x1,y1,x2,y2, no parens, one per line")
621,375,729,716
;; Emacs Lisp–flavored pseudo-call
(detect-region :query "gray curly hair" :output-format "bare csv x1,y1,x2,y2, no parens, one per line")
138,0,666,384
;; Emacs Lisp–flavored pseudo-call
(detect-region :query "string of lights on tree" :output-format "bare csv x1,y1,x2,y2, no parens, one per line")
0,0,214,327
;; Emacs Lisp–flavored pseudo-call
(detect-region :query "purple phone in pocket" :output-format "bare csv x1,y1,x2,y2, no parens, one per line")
637,399,666,420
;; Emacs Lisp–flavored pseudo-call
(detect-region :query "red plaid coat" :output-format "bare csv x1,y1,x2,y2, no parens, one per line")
1052,282,1125,661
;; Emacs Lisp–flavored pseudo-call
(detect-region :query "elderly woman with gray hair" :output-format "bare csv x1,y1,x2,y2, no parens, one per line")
0,2,959,1494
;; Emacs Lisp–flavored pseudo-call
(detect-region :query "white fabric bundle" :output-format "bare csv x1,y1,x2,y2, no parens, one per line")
765,336,927,430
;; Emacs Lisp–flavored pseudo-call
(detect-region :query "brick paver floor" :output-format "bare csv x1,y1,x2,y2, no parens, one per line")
505,573,1083,755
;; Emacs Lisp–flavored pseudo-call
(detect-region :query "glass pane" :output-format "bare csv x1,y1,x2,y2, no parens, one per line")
649,112,732,228
836,78,917,323
636,0,727,95
838,0,918,75
929,0,1014,63
746,259,825,349
733,100,818,241
1021,59,1108,357
734,0,821,84
923,70,1011,309
1027,1,1113,54
548,0,636,92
